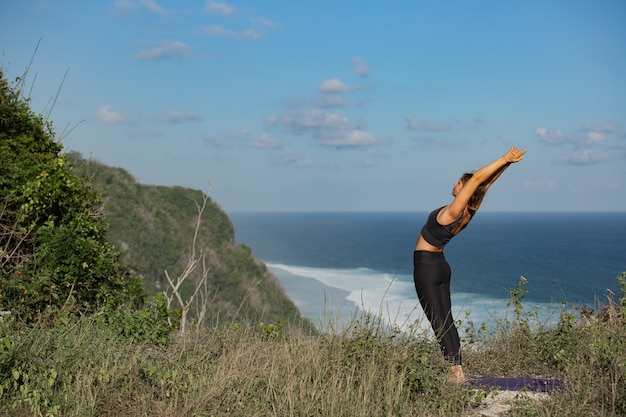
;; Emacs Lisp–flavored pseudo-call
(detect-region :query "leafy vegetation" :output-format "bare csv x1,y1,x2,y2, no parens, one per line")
1,64,310,338
0,276,625,416
1,67,309,332
0,70,144,323
68,153,311,329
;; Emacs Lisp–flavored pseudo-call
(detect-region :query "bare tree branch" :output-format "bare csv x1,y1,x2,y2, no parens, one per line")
163,182,214,332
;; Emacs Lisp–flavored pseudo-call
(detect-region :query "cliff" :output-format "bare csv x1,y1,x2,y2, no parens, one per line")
68,152,312,330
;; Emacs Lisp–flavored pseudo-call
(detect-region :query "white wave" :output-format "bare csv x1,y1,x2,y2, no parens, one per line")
268,263,562,334
268,263,424,331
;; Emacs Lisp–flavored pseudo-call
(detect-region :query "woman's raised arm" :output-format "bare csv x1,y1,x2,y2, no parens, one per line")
443,147,526,221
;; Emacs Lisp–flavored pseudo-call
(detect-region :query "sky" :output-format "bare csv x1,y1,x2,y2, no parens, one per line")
1,1,625,212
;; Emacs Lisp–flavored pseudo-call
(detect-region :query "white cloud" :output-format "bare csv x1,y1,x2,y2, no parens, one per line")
324,129,377,147
315,78,364,108
265,110,383,148
252,133,282,149
406,116,452,132
203,25,264,40
536,123,622,166
134,40,193,60
156,109,203,123
110,0,170,17
204,1,236,16
535,127,572,145
318,78,356,94
316,94,348,108
251,16,276,28
203,134,230,148
352,57,370,77
95,105,138,125
140,0,166,15
204,129,282,149
582,131,605,145
538,122,621,149
561,149,616,165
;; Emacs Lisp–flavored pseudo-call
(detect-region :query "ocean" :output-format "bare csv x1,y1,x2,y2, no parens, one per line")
230,211,626,332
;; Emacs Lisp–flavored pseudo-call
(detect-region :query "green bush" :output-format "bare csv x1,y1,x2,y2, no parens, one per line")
0,276,624,416
0,70,144,323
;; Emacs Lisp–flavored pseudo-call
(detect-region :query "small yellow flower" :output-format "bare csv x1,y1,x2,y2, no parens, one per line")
23,289,28,295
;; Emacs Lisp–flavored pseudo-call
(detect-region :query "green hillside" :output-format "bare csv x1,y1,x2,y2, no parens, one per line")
68,153,312,330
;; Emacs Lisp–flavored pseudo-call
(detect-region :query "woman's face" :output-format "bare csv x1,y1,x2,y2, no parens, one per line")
452,178,464,196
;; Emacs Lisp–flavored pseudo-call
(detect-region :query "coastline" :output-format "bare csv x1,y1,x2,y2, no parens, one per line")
269,263,565,334
268,264,435,333
269,266,363,331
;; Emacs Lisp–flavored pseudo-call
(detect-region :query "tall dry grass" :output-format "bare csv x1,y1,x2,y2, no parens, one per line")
1,276,625,416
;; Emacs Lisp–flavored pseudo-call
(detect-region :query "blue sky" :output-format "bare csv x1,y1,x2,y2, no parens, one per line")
1,1,625,212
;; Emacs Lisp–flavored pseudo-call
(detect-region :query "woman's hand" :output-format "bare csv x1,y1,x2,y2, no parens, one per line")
504,146,527,163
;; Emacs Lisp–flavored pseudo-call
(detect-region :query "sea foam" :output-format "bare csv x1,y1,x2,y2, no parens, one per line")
268,263,561,334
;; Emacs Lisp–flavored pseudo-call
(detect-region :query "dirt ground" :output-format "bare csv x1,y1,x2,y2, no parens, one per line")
466,390,550,417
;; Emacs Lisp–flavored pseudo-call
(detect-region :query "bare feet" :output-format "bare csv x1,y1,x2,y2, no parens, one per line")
449,365,466,384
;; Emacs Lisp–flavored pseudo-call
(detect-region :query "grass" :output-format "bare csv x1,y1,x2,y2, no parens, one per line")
1,276,625,417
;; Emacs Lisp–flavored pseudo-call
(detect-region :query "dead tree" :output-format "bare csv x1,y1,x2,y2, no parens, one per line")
163,184,213,333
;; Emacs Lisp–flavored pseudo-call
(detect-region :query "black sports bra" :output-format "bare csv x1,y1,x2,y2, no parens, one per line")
420,206,467,248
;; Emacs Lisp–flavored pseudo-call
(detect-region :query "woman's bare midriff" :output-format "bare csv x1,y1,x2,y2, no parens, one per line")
414,234,443,252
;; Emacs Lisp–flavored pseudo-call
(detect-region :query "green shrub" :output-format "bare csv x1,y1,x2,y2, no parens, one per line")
0,281,624,417
0,70,144,323
100,292,180,345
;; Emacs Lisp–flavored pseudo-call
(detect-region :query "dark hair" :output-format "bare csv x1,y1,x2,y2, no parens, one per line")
460,173,487,211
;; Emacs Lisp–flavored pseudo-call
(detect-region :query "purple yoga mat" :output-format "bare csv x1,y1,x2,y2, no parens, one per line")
466,376,565,392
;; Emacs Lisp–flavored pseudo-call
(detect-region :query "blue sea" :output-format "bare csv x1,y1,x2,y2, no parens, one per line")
230,212,626,332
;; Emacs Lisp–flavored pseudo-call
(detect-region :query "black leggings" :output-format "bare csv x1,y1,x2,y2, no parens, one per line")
413,250,461,365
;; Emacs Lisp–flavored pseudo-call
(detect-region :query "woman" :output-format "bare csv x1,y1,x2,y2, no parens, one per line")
413,146,527,384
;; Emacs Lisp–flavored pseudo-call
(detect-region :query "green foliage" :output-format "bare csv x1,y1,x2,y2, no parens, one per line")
400,332,446,400
0,70,144,323
99,292,180,345
0,279,625,417
257,319,286,340
68,153,312,330
506,276,534,327
0,68,309,332
0,299,180,417
462,273,626,415
338,313,396,369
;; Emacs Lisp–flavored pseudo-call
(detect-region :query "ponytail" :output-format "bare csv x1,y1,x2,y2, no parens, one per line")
460,173,487,212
